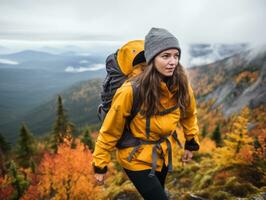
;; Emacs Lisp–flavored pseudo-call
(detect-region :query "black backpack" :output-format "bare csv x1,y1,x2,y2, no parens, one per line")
97,40,145,148
97,40,145,122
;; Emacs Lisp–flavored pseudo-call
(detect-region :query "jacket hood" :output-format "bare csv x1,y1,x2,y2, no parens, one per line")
117,40,145,76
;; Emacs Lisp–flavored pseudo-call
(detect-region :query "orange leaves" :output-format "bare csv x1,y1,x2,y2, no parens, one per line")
199,138,216,154
238,145,253,163
213,170,233,182
22,139,101,200
0,176,14,200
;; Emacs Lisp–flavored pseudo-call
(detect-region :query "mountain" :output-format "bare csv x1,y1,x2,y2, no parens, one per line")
0,45,14,54
0,68,105,123
188,43,249,67
0,49,106,137
0,79,102,142
0,50,105,72
188,45,266,117
0,50,58,62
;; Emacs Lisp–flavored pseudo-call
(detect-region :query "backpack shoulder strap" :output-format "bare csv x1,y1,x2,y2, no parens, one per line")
127,81,140,123
116,81,141,149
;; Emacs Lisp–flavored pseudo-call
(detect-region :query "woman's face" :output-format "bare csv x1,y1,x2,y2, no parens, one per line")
154,49,179,77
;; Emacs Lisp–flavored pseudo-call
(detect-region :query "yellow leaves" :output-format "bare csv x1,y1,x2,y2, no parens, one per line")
213,147,232,166
0,174,12,187
213,107,254,167
199,138,216,154
0,175,14,199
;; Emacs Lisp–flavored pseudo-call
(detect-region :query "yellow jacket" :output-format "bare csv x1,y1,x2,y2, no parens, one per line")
92,80,200,173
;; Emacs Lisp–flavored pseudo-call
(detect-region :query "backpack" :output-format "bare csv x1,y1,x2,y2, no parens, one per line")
97,40,145,122
97,40,146,148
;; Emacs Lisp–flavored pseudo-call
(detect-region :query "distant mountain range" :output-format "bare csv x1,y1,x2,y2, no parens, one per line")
0,50,105,72
0,50,106,138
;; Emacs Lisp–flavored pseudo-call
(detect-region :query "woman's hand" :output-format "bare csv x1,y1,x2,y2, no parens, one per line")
181,150,193,166
94,173,105,185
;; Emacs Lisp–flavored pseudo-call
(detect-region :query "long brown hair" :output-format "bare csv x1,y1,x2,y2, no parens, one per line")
131,61,191,117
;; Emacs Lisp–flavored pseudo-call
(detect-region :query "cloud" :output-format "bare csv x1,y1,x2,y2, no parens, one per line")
0,0,265,44
65,63,105,73
0,59,18,65
79,59,89,64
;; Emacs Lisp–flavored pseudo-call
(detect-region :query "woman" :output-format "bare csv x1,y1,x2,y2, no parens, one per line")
93,27,200,200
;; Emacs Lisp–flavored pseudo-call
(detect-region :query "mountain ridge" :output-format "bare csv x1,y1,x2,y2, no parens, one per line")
188,46,266,116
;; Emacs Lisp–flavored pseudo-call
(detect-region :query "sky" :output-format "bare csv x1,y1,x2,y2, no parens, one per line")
0,0,265,42
0,0,265,57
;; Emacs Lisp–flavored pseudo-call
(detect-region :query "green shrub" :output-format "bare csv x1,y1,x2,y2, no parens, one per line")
224,178,259,197
198,174,213,189
212,191,231,200
179,177,192,188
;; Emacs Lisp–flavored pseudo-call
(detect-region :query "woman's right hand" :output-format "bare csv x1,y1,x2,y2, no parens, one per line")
94,173,105,185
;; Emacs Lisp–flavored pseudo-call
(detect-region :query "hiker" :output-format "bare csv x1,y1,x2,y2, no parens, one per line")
92,27,200,200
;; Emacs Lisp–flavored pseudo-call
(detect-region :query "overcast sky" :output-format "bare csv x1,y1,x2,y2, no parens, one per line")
0,0,265,44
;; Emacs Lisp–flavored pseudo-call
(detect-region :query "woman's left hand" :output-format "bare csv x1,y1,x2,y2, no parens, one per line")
181,150,193,165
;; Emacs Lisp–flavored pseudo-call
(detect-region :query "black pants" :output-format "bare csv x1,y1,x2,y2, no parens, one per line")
123,164,169,200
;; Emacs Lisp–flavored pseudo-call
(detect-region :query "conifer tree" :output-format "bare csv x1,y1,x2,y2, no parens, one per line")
213,107,254,166
224,107,253,155
211,123,222,147
8,160,29,200
253,136,262,151
16,123,36,168
0,133,11,154
0,149,6,177
81,129,94,151
71,136,77,149
50,95,75,153
253,135,263,163
0,133,11,176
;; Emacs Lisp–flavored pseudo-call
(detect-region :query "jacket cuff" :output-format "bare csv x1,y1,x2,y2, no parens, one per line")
185,138,200,151
93,164,108,174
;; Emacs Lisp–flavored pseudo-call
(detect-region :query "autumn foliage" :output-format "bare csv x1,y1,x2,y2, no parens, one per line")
21,139,101,200
213,107,254,166
0,176,14,200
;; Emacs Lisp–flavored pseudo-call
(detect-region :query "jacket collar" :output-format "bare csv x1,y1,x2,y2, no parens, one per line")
160,80,177,99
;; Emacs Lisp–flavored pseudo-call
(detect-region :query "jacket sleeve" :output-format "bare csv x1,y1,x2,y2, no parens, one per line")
92,83,133,173
180,83,200,151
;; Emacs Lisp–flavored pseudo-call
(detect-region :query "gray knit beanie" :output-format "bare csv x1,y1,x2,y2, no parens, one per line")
144,27,181,64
